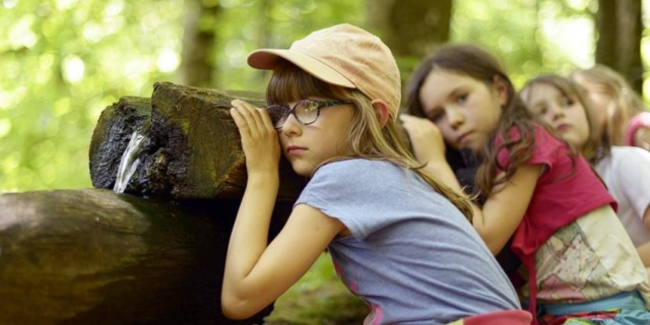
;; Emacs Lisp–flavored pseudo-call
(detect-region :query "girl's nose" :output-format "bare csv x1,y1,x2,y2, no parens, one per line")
447,108,465,130
549,103,565,121
280,114,302,137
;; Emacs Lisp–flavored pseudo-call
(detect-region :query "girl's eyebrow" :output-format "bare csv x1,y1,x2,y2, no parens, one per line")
427,86,465,112
447,86,464,98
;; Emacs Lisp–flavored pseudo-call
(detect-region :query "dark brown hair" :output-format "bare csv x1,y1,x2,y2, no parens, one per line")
406,44,536,196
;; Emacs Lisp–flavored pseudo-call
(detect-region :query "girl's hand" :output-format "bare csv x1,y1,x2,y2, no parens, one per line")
230,99,281,177
400,114,447,165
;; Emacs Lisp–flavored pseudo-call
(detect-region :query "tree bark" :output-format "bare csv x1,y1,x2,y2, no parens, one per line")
365,0,452,93
366,0,451,58
180,0,221,87
367,0,451,59
595,0,643,94
89,82,306,201
0,189,287,325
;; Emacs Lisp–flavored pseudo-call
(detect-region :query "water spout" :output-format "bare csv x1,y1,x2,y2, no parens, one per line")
113,128,148,193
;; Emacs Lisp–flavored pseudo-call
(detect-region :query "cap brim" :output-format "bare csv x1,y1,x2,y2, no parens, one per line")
247,49,355,89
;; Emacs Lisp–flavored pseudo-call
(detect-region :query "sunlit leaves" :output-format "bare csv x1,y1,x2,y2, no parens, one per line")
0,119,11,138
0,0,185,192
8,15,39,49
452,0,595,88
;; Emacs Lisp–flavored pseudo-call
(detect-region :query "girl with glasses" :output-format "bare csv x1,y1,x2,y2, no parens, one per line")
402,44,650,324
221,24,528,325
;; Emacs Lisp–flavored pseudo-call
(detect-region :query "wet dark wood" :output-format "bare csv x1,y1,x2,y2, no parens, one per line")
89,82,306,201
89,96,152,192
0,189,279,325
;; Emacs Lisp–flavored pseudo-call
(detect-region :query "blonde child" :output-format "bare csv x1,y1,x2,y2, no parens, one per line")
221,24,527,325
571,64,650,150
520,74,650,268
402,44,650,324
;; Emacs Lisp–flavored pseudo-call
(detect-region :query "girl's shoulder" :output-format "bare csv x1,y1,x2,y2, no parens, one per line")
311,159,401,185
494,122,554,146
315,158,394,174
610,145,650,158
606,146,650,170
495,122,566,167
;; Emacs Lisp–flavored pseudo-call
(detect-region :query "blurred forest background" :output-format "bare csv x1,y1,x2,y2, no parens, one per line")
1,0,648,192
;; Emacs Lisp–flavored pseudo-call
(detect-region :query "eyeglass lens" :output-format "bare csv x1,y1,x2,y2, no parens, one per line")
268,100,320,128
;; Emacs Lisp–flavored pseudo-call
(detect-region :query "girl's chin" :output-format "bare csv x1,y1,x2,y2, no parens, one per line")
290,163,315,177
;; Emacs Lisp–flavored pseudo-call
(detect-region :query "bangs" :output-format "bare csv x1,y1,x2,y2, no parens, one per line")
531,75,577,101
266,60,345,105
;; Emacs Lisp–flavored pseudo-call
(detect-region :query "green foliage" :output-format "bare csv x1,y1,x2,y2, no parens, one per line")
0,0,185,192
451,0,595,88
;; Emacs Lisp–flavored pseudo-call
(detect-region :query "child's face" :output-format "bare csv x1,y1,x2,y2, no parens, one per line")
418,70,505,152
278,98,355,176
572,77,610,130
524,83,590,149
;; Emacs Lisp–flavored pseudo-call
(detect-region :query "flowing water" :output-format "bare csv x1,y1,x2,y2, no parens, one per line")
113,128,147,193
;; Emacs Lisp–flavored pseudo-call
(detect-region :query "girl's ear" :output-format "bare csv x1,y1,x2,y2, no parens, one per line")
493,75,510,107
371,99,390,127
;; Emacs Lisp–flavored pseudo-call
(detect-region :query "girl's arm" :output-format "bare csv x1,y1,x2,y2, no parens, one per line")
471,165,541,253
401,114,540,254
222,100,345,319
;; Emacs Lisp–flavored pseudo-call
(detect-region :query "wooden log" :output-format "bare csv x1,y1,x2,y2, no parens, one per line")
89,96,152,191
89,82,306,201
0,189,284,325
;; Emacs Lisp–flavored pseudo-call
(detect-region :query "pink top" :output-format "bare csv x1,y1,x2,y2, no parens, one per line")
496,124,617,324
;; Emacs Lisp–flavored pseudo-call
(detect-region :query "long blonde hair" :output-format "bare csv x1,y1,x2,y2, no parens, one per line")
267,61,474,220
571,64,645,146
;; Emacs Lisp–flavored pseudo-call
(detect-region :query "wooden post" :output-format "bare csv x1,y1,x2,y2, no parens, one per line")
89,82,306,201
0,189,285,324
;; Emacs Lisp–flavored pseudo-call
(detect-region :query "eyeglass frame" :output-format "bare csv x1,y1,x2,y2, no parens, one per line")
266,99,355,129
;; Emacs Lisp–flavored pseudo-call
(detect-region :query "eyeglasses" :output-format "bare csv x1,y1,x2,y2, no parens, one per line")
267,99,355,129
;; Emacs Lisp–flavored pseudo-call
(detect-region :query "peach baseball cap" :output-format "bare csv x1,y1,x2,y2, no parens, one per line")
247,23,401,120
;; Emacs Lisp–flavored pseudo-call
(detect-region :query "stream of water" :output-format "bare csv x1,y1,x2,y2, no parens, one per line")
113,128,147,193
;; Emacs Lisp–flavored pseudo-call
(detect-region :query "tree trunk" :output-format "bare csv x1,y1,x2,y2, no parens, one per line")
366,0,452,73
0,189,288,325
180,0,221,87
365,0,452,91
89,82,306,201
595,0,643,94
366,0,451,58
